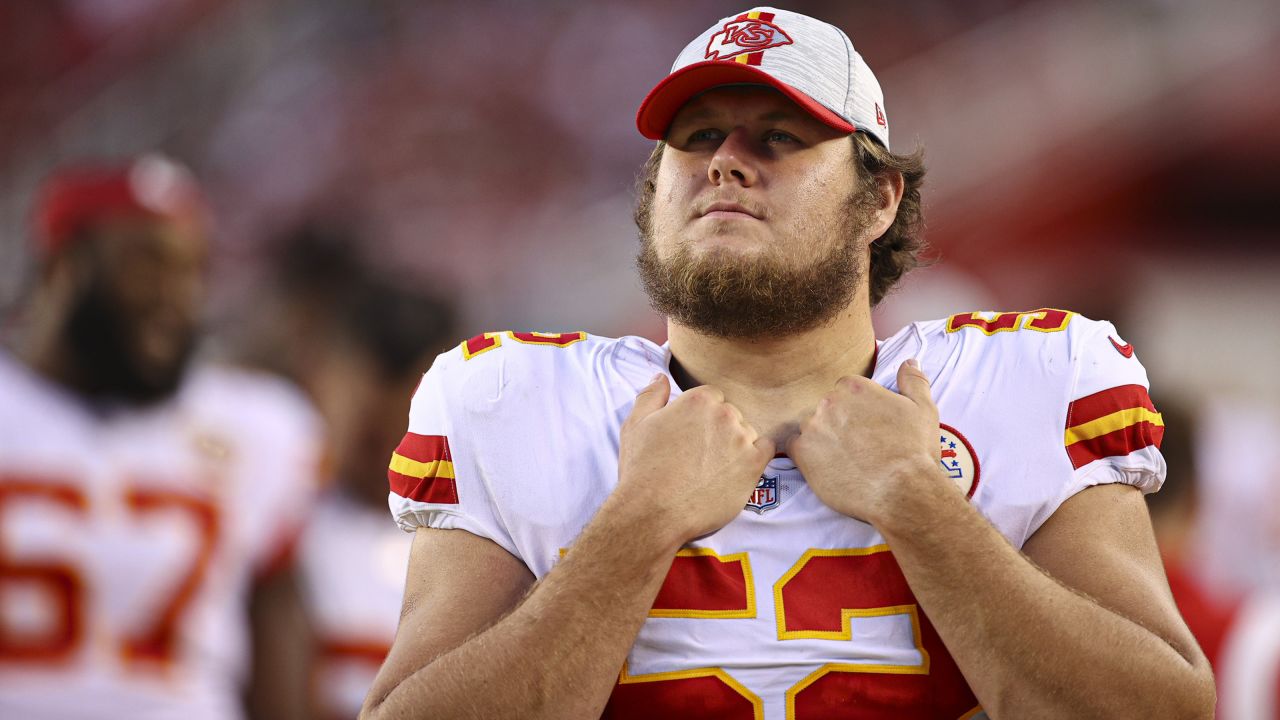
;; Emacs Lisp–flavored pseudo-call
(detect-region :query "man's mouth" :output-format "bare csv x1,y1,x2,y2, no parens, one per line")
700,201,762,220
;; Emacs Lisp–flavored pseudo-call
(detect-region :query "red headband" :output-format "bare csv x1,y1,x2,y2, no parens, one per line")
33,155,208,257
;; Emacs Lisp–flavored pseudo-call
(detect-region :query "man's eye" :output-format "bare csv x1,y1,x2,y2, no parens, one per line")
765,130,796,144
686,128,724,143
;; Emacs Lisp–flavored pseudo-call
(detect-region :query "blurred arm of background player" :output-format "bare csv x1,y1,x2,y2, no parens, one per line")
245,564,314,720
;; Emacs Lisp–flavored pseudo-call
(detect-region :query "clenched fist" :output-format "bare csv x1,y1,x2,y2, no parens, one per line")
615,374,774,543
787,359,953,527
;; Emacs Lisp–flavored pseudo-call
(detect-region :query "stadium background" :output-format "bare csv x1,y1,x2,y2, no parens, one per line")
3,0,1278,394
1,0,1278,714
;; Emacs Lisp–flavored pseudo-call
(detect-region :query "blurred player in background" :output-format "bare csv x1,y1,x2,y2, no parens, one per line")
365,7,1214,719
0,155,318,719
295,278,456,720
1151,403,1280,719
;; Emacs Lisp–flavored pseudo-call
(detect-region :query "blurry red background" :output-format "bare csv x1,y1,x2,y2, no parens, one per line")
1,0,1277,402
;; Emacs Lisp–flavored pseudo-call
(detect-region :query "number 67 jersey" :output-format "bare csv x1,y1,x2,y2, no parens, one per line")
390,312,1166,720
0,354,320,720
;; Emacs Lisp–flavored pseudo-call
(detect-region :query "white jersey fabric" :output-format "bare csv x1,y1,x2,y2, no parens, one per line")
388,313,1165,719
0,352,321,720
298,492,411,720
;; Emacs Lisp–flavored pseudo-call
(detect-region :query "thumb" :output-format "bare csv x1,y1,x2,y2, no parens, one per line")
628,373,671,423
896,358,935,409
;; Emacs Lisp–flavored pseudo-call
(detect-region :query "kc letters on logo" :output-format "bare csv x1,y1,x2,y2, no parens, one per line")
705,19,794,61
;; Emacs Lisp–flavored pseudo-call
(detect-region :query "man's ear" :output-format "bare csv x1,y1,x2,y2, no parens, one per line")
865,170,905,244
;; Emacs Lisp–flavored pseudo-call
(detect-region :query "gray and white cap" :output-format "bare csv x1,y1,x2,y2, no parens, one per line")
636,7,889,149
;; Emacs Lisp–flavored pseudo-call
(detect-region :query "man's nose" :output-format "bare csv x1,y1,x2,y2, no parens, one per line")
707,128,760,187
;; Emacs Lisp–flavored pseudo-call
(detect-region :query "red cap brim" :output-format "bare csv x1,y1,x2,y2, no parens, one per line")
636,60,854,140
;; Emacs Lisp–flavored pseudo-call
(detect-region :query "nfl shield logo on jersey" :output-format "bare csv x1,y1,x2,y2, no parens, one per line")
939,423,981,499
745,474,780,514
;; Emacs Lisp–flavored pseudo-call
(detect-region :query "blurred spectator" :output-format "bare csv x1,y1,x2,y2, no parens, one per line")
1150,401,1280,719
294,275,457,720
0,155,318,720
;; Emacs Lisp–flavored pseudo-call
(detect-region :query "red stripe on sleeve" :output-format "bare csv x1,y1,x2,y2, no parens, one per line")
388,469,458,504
1066,421,1165,469
388,432,458,504
394,433,451,463
1067,384,1156,428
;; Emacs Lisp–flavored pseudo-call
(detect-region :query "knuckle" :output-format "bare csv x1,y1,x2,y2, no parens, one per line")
686,387,716,404
716,405,736,421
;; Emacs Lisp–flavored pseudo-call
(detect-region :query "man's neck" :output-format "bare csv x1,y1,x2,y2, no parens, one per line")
665,301,877,450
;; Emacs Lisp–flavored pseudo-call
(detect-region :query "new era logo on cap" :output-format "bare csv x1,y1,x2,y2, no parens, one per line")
705,15,793,61
636,7,890,150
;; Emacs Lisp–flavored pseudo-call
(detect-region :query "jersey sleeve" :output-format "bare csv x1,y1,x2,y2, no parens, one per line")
1055,319,1166,505
386,351,519,559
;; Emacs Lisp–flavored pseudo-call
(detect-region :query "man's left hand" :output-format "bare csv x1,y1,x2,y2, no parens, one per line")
786,359,953,526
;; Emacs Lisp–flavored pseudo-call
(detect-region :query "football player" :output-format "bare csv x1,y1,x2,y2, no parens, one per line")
0,155,319,719
296,279,456,720
364,8,1215,719
1151,402,1280,719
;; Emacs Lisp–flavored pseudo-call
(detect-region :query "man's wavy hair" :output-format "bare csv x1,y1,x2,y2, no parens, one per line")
633,132,928,306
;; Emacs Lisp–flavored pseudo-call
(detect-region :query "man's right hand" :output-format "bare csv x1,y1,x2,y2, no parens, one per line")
615,373,774,542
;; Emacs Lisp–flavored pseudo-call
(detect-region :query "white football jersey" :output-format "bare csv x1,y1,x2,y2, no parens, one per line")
389,313,1165,719
298,492,411,720
0,352,321,720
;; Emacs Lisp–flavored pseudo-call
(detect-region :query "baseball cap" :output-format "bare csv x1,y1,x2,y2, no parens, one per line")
636,7,890,149
32,154,208,257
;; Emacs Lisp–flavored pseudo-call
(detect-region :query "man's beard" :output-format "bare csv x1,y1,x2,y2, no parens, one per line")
636,194,871,339
62,274,194,406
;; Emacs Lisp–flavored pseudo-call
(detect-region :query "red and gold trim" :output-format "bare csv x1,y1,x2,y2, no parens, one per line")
731,10,776,66
606,661,764,720
1065,384,1164,469
945,308,1073,335
650,548,756,619
773,545,926,671
508,331,586,348
461,332,502,360
387,433,458,504
461,330,587,360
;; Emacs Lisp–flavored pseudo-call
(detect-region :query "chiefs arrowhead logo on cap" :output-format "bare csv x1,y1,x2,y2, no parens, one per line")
705,16,793,61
